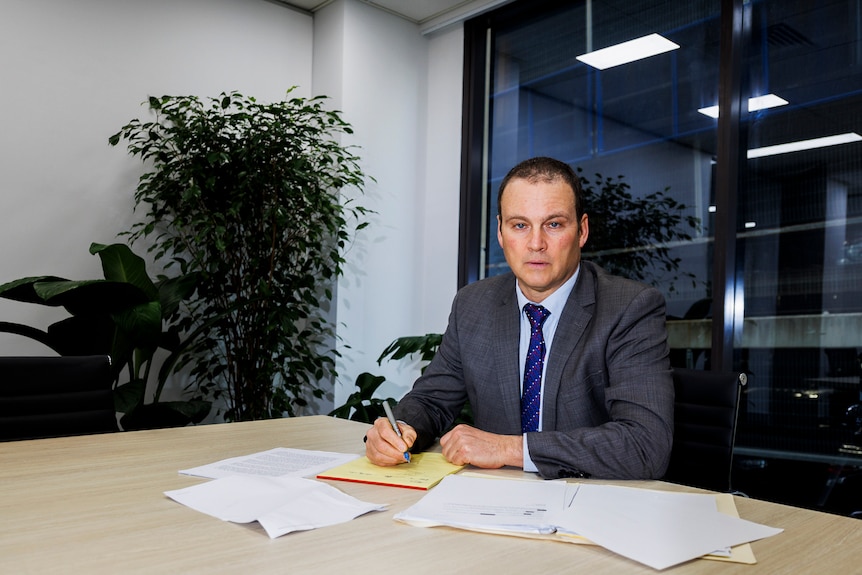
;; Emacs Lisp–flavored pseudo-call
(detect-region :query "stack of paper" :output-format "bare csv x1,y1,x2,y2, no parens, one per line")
167,447,385,538
395,475,783,570
179,447,359,479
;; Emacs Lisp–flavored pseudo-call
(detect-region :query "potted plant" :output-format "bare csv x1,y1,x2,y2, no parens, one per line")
109,89,371,421
0,242,211,429
330,334,442,422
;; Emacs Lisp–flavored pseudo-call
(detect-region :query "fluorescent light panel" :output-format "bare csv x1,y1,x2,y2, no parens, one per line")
576,33,680,70
698,93,789,118
748,132,862,159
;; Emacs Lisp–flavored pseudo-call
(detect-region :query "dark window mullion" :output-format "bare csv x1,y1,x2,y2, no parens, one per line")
712,0,747,372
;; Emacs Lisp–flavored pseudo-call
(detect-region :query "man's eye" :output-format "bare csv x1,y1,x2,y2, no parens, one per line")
514,223,527,229
547,222,560,229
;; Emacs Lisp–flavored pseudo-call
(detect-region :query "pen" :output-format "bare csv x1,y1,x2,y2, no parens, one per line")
382,400,411,463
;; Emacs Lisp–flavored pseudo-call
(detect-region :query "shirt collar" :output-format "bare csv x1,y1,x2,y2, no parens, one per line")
515,265,579,317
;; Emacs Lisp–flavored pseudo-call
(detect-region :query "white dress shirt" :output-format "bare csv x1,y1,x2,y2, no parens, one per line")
516,267,580,472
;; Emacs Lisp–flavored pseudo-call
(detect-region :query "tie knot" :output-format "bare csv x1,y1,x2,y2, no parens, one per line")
524,303,550,328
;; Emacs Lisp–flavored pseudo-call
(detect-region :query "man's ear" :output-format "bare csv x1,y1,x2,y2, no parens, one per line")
579,213,589,248
496,215,504,248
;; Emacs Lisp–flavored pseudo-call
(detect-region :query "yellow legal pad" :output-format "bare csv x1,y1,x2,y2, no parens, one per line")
317,452,464,490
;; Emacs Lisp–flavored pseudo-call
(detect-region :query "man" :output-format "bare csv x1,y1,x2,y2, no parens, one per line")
365,157,674,479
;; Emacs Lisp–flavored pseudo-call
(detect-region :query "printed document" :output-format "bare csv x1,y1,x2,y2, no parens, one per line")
395,474,574,533
179,447,359,479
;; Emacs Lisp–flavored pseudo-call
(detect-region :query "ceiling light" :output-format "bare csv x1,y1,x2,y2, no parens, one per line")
576,33,680,70
698,93,789,118
749,94,789,112
747,133,862,159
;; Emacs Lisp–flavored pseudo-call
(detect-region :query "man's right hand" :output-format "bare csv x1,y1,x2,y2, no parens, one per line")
365,417,417,466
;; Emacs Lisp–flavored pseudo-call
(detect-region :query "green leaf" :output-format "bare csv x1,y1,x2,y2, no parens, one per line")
157,273,198,317
46,314,116,356
114,379,147,414
112,300,163,349
377,334,442,364
90,243,159,301
355,372,387,397
34,280,149,316
0,276,70,305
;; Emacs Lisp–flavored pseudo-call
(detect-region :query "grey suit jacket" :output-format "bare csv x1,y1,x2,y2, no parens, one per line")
395,260,674,480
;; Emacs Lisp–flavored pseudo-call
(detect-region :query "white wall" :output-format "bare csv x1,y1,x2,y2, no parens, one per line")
421,26,464,331
0,0,313,355
0,0,465,412
315,0,463,407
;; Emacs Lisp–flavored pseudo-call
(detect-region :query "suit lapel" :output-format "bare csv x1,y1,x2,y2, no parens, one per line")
541,265,596,431
492,280,522,432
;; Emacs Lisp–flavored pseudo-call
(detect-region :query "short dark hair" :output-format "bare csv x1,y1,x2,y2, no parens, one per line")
497,157,584,219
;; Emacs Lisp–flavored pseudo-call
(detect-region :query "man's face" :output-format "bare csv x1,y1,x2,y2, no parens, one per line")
497,177,589,303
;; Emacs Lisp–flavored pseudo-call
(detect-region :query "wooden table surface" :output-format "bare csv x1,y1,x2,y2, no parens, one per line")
1,415,860,574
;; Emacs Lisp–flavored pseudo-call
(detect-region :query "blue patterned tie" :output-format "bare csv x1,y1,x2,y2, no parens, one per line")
521,303,551,433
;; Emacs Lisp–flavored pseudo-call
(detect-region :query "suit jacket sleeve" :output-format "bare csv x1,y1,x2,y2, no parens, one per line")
393,275,515,452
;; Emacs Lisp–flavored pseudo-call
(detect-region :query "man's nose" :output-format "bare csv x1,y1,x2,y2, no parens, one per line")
527,229,546,251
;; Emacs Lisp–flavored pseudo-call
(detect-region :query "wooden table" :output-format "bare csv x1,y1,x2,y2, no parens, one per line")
1,415,860,574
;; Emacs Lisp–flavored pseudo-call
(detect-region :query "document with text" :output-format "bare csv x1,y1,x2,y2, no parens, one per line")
179,447,359,480
395,473,574,533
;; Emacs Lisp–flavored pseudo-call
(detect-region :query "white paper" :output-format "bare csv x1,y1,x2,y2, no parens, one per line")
395,474,574,534
394,476,783,571
179,447,359,479
165,475,386,538
552,484,783,570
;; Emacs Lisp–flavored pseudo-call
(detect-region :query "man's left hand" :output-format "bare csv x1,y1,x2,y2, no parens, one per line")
439,424,523,468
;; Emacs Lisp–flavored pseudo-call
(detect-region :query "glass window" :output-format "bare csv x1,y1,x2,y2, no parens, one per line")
481,1,719,327
463,0,862,467
736,0,862,458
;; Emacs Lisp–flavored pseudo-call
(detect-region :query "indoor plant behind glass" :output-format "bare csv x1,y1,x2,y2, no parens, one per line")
110,89,371,422
578,169,699,292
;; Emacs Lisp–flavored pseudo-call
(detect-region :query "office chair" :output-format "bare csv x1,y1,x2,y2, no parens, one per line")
663,368,748,492
0,355,117,441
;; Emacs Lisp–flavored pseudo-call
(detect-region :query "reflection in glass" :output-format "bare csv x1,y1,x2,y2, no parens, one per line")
476,0,862,464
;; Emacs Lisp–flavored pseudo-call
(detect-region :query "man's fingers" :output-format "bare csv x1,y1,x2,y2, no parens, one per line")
365,418,415,465
439,425,522,468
